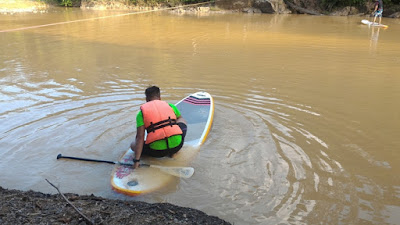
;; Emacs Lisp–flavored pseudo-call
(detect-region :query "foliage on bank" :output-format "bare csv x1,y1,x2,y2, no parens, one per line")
46,0,209,7
320,0,400,11
19,0,400,16
37,0,400,9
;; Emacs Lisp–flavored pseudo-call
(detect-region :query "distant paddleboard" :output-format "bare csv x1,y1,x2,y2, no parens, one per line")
111,92,214,196
361,19,388,28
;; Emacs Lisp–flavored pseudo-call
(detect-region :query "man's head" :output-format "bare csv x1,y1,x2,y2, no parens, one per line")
145,86,161,102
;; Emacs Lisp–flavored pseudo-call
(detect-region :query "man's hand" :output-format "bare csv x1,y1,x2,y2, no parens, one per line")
131,125,145,170
133,159,140,169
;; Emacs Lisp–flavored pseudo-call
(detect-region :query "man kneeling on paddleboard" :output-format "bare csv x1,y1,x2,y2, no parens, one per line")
130,86,187,169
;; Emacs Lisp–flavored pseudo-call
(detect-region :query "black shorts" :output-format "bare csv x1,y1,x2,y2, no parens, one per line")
142,122,187,158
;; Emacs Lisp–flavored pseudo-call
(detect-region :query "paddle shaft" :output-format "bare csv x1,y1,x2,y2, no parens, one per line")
57,154,193,178
57,154,139,167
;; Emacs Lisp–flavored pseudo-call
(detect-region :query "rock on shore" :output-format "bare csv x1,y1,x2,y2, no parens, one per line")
0,186,231,225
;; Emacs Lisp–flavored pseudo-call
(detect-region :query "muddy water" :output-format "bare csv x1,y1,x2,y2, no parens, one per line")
1,9,400,224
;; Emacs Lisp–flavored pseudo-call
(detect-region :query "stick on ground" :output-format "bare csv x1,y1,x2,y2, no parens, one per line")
45,179,94,225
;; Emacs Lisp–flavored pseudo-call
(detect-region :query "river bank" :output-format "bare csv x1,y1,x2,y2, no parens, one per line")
1,0,399,17
0,186,231,224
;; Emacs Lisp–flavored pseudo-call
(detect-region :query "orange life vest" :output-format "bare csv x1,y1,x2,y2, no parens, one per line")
141,100,182,144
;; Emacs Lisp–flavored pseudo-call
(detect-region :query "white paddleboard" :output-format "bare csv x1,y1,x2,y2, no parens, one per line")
361,19,388,28
111,92,214,196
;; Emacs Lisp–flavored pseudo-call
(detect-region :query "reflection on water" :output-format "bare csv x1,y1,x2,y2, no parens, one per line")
1,10,400,225
369,27,381,52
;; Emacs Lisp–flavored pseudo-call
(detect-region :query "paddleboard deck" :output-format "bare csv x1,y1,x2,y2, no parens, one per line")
111,92,214,196
361,19,388,28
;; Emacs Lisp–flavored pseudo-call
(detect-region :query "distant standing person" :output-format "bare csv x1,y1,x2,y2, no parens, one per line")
373,0,383,24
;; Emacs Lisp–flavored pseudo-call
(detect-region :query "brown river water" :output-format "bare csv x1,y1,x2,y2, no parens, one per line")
1,8,400,224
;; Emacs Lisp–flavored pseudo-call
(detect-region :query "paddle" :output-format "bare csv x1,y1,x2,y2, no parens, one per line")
56,154,194,178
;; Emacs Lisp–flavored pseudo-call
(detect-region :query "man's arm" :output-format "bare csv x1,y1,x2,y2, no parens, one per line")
176,115,187,124
133,125,145,169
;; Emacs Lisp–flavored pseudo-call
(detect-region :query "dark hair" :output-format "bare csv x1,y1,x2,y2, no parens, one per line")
145,86,160,100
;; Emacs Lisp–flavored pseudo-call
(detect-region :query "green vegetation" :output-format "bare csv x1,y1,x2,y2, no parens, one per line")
47,0,210,7
53,0,80,6
128,0,178,6
127,0,209,6
321,0,400,11
60,0,72,7
30,0,79,7
33,0,400,12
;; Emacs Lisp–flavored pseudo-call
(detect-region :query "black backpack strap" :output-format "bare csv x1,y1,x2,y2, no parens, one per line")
146,117,178,133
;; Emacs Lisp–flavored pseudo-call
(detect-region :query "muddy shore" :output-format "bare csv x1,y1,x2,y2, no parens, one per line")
0,186,231,225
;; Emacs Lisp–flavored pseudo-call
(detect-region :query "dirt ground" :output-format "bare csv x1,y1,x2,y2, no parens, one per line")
0,186,231,225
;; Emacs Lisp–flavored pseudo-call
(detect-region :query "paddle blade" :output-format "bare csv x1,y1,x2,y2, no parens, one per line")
150,165,194,178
